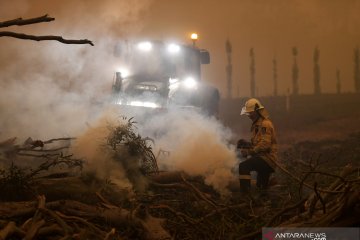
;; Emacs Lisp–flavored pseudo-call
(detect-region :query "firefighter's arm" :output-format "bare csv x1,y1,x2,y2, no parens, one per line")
252,120,274,154
237,139,252,157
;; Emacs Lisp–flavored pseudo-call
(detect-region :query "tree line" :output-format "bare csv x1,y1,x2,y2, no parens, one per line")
225,40,360,98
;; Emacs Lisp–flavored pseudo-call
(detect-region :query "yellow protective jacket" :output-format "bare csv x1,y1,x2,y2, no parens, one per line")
250,116,278,169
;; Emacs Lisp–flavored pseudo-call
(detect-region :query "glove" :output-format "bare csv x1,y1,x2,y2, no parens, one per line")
237,139,251,149
240,149,249,157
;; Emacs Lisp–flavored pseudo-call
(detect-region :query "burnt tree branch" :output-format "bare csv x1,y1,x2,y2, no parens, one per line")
0,31,94,46
0,15,55,28
0,14,93,46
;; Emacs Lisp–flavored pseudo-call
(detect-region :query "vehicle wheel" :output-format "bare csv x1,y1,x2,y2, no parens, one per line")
201,86,220,117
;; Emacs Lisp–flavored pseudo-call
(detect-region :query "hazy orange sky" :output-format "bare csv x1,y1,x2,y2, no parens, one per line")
140,0,360,96
1,0,360,97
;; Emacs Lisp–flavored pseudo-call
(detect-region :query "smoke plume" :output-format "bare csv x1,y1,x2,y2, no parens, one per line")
0,1,239,194
71,111,133,189
141,109,238,195
73,107,238,195
0,0,151,140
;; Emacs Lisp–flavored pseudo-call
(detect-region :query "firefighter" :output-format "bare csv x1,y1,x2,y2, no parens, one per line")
238,98,278,194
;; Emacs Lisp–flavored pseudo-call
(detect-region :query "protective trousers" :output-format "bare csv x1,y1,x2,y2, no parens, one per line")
238,156,274,193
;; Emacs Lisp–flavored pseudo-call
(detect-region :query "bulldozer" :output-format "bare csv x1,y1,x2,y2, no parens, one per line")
111,34,220,117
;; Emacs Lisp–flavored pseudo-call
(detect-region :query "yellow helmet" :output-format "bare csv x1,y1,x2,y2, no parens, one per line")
240,98,264,115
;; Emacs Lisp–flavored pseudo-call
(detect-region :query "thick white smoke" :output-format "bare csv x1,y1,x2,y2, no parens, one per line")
0,1,239,195
71,110,133,189
0,0,152,140
140,109,238,195
0,0,153,188
73,107,238,195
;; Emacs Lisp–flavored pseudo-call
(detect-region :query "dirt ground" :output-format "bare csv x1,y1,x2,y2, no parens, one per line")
276,115,360,149
0,102,359,239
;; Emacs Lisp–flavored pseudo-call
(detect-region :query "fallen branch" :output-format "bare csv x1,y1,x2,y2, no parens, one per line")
37,224,63,237
275,161,353,193
104,228,116,240
181,173,218,208
150,204,197,224
268,198,307,227
43,138,76,144
55,211,105,236
23,219,45,240
39,208,72,235
0,221,25,240
197,203,247,223
313,182,326,214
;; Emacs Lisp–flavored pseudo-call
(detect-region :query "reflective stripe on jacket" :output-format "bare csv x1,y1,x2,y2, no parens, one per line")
251,117,278,169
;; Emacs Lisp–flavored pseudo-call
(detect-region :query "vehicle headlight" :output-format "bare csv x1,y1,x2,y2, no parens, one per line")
129,101,159,108
137,41,152,51
183,77,197,89
167,43,180,53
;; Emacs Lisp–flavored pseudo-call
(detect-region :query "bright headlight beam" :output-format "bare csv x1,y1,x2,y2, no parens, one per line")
168,43,180,53
143,102,158,108
137,41,152,51
129,101,159,108
183,77,197,89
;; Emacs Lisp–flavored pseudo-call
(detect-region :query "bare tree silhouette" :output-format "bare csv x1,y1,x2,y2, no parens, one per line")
273,57,278,96
313,46,321,95
249,48,255,97
336,69,341,94
354,47,360,92
291,47,299,95
225,39,232,99
0,15,93,46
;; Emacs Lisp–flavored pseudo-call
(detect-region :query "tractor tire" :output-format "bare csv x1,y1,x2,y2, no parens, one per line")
199,85,220,117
